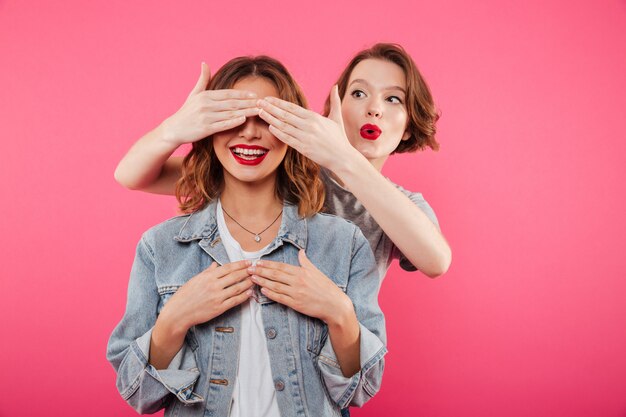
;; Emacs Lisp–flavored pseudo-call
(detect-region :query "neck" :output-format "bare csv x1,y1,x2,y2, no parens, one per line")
368,155,388,172
220,173,282,219
219,173,283,251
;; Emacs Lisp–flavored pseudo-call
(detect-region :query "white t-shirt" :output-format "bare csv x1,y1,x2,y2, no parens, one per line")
216,200,281,417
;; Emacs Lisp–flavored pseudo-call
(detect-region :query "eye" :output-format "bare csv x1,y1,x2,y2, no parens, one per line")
387,96,403,104
350,89,366,99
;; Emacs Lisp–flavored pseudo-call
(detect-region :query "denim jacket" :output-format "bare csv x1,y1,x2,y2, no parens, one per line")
106,201,387,416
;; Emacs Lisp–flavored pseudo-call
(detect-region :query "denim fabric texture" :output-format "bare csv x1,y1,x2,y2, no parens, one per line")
107,201,387,416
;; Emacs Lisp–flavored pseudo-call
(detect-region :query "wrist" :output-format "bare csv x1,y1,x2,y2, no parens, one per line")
156,119,185,150
331,149,371,190
325,294,357,330
157,305,191,339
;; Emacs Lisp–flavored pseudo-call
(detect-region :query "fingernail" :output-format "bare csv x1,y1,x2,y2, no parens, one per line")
251,275,258,282
247,266,255,273
247,92,257,98
246,290,253,296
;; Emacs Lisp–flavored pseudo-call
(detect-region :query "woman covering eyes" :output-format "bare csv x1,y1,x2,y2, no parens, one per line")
106,56,386,417
114,43,451,285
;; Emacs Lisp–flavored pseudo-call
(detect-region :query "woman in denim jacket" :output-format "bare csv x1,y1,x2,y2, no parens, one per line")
107,56,386,416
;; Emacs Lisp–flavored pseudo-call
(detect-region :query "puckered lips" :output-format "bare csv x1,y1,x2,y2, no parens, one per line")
360,124,382,140
230,144,269,166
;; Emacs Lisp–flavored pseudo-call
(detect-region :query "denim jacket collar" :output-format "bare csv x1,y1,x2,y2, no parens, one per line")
173,200,307,251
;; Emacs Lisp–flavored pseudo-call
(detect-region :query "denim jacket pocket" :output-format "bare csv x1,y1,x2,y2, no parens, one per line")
157,285,182,313
306,316,328,356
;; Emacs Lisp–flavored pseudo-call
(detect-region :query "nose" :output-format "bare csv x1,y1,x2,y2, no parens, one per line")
238,116,262,140
366,98,382,118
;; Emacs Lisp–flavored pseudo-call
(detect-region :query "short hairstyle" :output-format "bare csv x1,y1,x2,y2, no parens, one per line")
325,43,440,153
176,56,325,217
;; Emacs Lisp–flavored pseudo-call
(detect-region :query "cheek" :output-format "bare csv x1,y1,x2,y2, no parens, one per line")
341,102,359,126
391,109,409,131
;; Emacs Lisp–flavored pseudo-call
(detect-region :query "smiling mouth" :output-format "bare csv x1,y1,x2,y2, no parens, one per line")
230,146,269,165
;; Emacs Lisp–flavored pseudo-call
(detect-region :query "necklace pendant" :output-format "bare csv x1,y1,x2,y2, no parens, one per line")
254,235,261,243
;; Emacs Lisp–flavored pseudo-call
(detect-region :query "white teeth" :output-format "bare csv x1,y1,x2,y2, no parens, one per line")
232,147,267,156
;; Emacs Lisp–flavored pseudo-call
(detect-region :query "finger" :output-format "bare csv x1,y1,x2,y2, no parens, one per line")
202,262,219,272
268,125,301,149
220,268,253,289
201,89,258,100
250,274,292,295
258,109,302,139
248,266,289,284
258,100,306,130
329,85,344,128
222,277,255,299
297,249,317,270
263,96,311,119
222,288,254,310
254,260,301,275
250,266,292,284
190,62,211,96
260,287,295,308
211,98,260,111
209,116,247,132
213,260,252,278
211,107,260,122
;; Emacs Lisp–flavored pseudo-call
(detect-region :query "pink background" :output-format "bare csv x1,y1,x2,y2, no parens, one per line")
1,0,625,416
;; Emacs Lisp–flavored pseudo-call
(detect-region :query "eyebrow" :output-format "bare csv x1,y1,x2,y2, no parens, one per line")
348,79,406,94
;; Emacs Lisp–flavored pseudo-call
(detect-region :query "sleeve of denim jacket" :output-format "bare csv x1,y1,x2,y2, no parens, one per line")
106,236,203,413
317,227,387,408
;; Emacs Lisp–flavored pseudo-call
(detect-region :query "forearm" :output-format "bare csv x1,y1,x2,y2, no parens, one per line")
114,122,181,194
334,153,452,277
326,298,361,378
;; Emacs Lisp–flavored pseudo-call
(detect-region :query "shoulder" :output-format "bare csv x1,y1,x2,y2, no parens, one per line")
386,178,440,228
140,213,193,245
306,212,365,244
388,178,425,202
320,168,343,195
308,211,358,231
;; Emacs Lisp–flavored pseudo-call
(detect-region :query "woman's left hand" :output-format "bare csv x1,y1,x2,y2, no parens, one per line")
257,86,359,172
249,249,353,324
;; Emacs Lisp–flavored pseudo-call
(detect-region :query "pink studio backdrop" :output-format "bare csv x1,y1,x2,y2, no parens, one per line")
1,1,625,416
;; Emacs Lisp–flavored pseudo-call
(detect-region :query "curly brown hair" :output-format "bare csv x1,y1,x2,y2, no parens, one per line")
176,56,325,217
324,43,440,153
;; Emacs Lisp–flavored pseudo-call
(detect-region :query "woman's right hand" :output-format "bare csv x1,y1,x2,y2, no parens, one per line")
160,62,261,147
149,260,253,369
159,260,254,332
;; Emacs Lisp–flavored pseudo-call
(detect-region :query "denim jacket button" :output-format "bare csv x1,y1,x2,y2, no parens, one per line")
274,380,285,391
266,328,277,339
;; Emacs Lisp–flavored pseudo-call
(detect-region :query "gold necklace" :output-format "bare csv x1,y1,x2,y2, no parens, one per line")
222,206,282,242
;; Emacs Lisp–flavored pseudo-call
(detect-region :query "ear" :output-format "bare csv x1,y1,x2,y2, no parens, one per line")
401,130,411,141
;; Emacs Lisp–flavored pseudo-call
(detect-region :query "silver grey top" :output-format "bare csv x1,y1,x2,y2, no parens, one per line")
321,168,440,280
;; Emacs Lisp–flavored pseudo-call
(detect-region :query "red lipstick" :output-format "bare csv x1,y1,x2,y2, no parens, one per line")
230,144,269,166
360,124,382,140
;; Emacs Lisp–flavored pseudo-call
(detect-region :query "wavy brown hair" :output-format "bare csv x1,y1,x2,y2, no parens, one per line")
325,43,440,153
176,56,325,217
